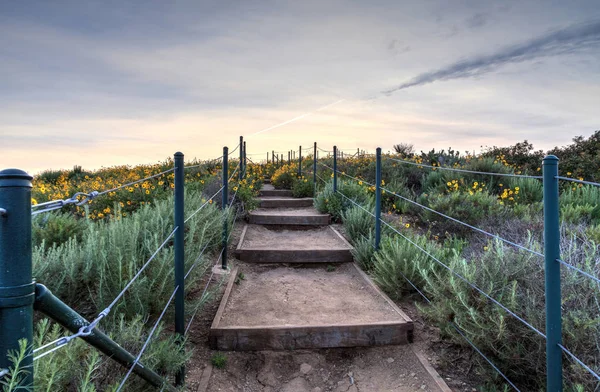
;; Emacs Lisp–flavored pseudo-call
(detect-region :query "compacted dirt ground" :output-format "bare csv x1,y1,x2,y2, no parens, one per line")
183,220,479,392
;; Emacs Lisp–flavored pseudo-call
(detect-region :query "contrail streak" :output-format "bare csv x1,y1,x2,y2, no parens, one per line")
251,99,345,136
382,20,600,95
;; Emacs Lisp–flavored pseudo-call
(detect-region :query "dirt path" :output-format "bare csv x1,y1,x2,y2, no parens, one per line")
183,189,474,392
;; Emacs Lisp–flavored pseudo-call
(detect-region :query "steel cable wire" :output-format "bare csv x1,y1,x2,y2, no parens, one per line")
337,191,523,391
555,176,600,188
185,208,239,335
335,189,546,339
32,168,176,215
556,259,600,284
319,163,543,257
82,227,179,335
386,157,543,179
116,286,179,391
558,344,600,381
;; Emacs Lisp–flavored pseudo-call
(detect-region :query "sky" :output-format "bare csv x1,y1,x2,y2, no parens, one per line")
1,0,600,174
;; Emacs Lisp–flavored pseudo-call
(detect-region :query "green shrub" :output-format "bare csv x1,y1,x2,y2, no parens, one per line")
380,179,415,214
507,177,543,204
461,157,514,192
272,171,294,189
560,185,600,224
291,178,314,198
421,170,461,194
342,205,375,242
351,235,377,271
30,188,225,390
271,163,299,189
32,212,88,248
371,233,445,300
314,180,371,222
418,191,507,236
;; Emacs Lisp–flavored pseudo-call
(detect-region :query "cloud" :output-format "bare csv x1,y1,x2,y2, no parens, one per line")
465,13,488,29
382,20,600,94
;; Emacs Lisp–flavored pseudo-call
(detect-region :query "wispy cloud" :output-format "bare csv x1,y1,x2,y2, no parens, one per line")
382,20,600,94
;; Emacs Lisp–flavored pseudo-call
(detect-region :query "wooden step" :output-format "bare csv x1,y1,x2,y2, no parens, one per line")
235,224,353,263
248,207,329,226
209,264,414,351
260,183,292,197
259,189,293,197
259,197,313,208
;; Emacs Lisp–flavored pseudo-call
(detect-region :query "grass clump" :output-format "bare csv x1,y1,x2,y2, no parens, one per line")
211,353,227,369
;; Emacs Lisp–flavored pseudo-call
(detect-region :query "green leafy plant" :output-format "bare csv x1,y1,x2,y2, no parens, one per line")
291,177,314,198
32,212,88,248
211,353,228,369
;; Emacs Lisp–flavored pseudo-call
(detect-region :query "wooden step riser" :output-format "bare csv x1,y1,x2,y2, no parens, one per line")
259,199,313,208
248,215,330,226
210,323,412,351
259,190,293,197
235,249,353,263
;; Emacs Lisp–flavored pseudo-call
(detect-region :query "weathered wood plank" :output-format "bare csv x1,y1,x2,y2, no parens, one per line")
259,197,314,208
248,214,330,225
259,189,293,197
235,248,353,263
210,322,412,351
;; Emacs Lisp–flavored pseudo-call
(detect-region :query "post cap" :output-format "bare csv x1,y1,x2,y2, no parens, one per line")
543,155,559,164
174,152,184,157
0,168,33,188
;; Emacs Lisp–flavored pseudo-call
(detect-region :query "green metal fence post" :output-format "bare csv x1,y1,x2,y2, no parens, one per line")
34,284,177,391
243,141,247,178
0,169,34,389
288,151,291,164
375,147,382,250
543,155,562,391
222,147,229,270
313,142,317,189
173,152,185,386
333,146,338,192
239,136,244,181
299,146,302,177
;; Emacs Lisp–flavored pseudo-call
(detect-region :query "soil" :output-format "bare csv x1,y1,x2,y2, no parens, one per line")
184,220,479,392
219,263,404,327
241,225,351,250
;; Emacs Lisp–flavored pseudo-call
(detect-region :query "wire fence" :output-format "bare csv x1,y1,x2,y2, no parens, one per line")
0,140,251,390
311,145,600,391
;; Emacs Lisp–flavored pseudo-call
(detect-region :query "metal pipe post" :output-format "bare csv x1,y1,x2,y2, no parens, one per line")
243,141,247,178
313,142,317,189
34,284,177,391
333,146,338,192
222,147,229,269
543,155,562,391
375,147,382,250
239,136,244,180
299,146,302,177
0,169,34,389
173,152,185,386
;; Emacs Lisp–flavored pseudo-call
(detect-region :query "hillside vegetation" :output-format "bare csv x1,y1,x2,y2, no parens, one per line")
309,132,600,391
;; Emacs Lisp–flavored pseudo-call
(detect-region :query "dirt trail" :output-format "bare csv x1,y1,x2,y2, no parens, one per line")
184,188,462,392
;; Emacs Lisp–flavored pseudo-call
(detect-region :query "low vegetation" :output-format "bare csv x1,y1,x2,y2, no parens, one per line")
312,132,600,391
3,159,263,391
